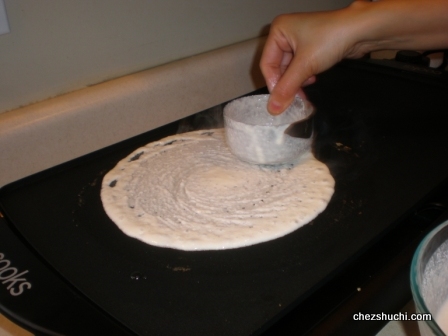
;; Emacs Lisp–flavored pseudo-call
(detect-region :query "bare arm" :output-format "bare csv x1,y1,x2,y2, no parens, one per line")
260,0,448,115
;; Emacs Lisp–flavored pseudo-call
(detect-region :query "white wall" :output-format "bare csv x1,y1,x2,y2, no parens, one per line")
0,0,351,114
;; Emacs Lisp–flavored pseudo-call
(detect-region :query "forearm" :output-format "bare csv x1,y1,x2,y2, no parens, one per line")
347,0,448,57
260,0,448,115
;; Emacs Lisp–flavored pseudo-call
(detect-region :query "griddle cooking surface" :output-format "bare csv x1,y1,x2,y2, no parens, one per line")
1,61,448,335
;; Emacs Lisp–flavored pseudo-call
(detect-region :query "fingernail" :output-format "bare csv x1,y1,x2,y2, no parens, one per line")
268,99,283,115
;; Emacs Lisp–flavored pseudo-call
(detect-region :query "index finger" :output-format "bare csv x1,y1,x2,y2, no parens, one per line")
260,30,294,92
267,54,315,115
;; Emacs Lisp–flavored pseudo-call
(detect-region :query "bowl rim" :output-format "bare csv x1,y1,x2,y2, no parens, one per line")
410,219,448,335
223,94,313,127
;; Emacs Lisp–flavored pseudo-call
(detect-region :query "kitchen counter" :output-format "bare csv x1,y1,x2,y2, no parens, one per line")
0,37,266,188
0,314,31,336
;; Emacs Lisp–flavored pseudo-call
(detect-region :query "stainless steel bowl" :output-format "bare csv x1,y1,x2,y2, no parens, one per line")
223,94,314,165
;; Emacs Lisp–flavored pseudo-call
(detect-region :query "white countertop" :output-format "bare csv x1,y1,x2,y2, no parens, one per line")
0,37,266,188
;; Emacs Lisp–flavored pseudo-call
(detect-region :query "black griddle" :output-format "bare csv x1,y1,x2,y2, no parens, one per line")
1,60,448,336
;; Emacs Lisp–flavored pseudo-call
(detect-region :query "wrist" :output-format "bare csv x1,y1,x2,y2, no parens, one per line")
343,0,448,55
340,1,394,58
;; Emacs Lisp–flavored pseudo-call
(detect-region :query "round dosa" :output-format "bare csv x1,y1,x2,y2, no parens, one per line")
101,129,334,251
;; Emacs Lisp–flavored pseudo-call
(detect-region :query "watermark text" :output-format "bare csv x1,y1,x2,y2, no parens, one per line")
353,312,432,322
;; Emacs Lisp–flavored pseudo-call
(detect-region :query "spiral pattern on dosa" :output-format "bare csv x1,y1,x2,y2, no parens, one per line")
101,130,334,250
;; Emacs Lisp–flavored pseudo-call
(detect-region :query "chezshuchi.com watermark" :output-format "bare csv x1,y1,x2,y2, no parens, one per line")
353,312,432,322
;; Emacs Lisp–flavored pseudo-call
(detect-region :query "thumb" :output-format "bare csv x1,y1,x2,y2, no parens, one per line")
267,57,313,115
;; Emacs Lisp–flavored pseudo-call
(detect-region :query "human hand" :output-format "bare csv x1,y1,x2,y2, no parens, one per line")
260,3,370,115
260,0,448,115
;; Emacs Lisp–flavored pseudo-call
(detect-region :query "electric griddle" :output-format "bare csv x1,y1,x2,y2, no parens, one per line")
1,59,448,335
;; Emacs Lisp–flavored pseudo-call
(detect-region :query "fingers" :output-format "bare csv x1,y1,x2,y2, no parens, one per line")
266,55,315,115
260,9,353,114
296,76,316,100
260,30,293,92
260,15,318,115
302,76,316,87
